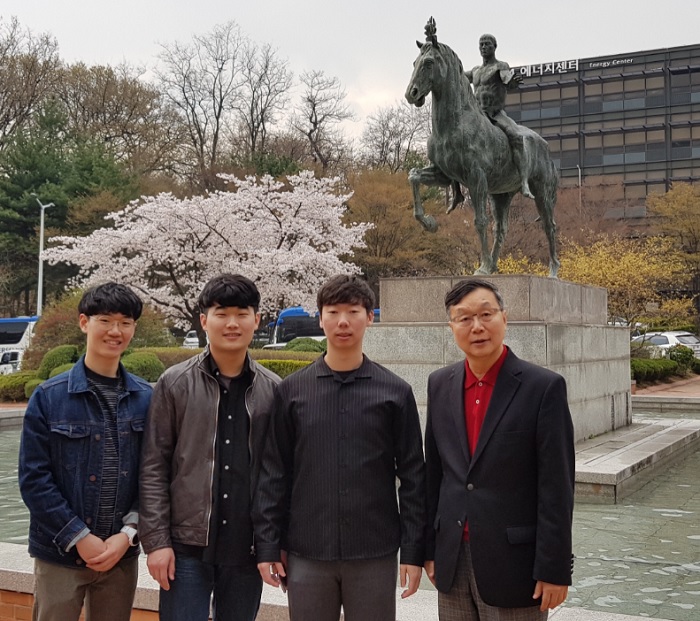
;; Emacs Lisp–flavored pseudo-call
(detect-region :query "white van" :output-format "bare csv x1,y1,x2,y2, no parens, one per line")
0,349,22,375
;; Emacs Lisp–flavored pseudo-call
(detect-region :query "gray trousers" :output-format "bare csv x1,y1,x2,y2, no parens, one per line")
438,542,547,621
286,553,397,621
32,556,138,621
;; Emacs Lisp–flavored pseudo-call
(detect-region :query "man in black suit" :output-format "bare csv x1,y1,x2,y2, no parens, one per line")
424,278,574,620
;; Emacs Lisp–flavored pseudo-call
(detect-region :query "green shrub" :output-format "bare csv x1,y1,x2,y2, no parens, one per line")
0,371,38,402
257,359,312,379
25,378,44,399
49,363,76,378
37,345,80,380
668,345,695,373
692,358,700,375
133,347,201,369
105,346,320,377
284,338,327,353
249,349,320,362
630,358,679,382
121,352,166,382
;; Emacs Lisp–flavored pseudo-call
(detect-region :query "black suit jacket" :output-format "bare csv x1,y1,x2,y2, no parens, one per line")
425,349,574,608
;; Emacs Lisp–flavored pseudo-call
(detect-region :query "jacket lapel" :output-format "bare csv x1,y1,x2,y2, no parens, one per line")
469,350,522,469
445,362,471,465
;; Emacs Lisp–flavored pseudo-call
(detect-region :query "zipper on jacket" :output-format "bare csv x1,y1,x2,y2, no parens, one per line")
199,367,220,548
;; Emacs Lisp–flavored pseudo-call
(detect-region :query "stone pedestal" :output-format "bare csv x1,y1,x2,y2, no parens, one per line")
364,275,631,443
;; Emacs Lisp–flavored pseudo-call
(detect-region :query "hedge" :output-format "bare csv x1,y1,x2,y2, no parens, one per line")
0,371,38,402
131,347,200,369
284,337,327,353
24,378,44,400
122,352,166,382
37,345,80,380
257,359,312,379
630,358,679,382
249,349,320,363
49,363,76,378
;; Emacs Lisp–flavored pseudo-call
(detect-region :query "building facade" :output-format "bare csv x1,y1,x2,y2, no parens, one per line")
506,44,700,202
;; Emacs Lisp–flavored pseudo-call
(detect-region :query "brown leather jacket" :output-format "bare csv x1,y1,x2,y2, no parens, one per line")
139,348,280,553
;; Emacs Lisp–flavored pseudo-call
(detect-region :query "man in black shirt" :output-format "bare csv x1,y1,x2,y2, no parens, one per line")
140,274,280,621
254,275,426,621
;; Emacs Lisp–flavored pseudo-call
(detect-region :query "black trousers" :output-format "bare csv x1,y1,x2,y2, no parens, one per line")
286,553,397,621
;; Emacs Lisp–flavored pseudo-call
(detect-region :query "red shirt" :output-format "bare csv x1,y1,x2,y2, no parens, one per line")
462,345,508,540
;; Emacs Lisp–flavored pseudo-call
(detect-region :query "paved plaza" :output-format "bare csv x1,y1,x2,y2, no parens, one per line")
1,376,699,619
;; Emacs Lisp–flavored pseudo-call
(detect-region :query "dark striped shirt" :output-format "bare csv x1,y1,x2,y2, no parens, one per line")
86,367,124,539
253,355,426,565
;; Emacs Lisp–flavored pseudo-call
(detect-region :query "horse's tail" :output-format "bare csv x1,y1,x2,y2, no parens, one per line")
548,158,559,199
530,135,558,199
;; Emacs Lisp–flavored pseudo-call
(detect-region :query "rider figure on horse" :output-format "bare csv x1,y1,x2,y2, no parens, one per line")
466,34,535,200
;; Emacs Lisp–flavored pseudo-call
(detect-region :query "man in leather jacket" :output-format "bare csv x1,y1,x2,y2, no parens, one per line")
139,274,280,621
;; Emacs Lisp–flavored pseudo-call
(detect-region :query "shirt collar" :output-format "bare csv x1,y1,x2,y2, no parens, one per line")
315,353,373,379
206,351,250,381
464,346,508,389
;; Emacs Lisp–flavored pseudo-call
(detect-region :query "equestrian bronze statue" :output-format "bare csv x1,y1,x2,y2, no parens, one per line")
405,18,560,277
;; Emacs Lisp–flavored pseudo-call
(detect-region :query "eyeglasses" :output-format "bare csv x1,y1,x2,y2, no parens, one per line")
91,316,136,331
449,308,501,329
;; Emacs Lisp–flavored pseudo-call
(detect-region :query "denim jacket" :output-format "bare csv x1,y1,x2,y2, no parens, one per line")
19,357,152,568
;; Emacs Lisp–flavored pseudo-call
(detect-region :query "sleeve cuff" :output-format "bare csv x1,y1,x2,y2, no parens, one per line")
254,543,281,563
399,545,424,567
65,527,90,552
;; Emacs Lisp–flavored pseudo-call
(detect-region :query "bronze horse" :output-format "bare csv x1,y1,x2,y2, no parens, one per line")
405,20,560,277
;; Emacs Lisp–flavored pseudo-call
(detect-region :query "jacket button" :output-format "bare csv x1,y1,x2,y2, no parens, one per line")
457,520,463,527
467,483,474,491
89,475,97,482
94,434,101,441
76,559,83,565
86,517,92,525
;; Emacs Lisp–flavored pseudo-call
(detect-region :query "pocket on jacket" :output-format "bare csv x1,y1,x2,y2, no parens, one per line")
130,419,145,432
49,423,91,473
50,424,90,439
506,525,536,545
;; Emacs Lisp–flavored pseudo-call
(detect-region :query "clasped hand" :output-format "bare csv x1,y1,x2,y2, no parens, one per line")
75,532,129,572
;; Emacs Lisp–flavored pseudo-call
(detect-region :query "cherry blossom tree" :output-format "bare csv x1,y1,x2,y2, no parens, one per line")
45,171,370,333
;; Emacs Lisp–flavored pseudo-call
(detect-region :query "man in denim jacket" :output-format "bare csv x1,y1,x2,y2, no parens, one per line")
19,283,152,621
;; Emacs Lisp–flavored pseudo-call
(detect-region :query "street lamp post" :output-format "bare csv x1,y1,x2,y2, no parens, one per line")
35,198,54,317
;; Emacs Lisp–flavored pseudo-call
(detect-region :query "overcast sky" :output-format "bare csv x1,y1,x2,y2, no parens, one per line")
5,1,699,134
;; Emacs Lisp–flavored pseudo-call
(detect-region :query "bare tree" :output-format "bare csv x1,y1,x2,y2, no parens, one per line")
361,100,431,172
291,69,354,174
236,42,293,160
0,17,59,150
55,62,183,175
155,21,245,189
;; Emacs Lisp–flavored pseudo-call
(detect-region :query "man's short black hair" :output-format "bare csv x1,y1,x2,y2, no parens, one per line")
198,274,260,313
444,278,505,312
78,283,144,319
316,275,375,314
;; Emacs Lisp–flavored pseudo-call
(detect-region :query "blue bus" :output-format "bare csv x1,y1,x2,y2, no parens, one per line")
264,306,380,349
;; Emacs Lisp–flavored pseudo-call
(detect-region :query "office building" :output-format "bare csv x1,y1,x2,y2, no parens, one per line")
506,43,700,202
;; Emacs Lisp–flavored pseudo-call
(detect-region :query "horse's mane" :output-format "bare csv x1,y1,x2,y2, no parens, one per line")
428,41,477,107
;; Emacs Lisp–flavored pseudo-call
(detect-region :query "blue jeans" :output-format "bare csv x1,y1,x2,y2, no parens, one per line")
159,553,262,621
